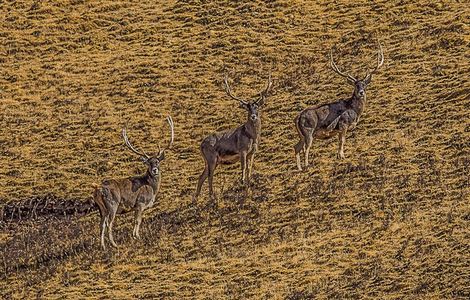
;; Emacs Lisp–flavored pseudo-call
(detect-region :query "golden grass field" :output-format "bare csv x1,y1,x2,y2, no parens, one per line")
1,0,469,298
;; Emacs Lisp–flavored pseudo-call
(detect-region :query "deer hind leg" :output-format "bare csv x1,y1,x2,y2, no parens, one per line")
294,138,304,171
100,215,107,250
207,156,218,200
94,189,108,250
107,204,118,248
193,164,209,203
133,204,144,240
304,130,314,168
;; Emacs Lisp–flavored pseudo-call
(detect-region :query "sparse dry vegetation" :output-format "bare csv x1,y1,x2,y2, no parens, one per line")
1,0,469,298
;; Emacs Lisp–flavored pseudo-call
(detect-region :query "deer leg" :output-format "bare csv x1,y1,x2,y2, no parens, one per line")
193,164,209,203
294,138,304,171
247,153,255,180
240,151,248,184
107,205,118,248
337,129,347,159
100,215,107,250
304,132,314,167
207,156,218,200
95,189,108,250
247,143,258,180
133,204,144,240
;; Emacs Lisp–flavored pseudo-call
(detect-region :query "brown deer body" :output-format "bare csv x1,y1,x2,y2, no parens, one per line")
93,116,174,250
193,74,272,202
294,43,383,170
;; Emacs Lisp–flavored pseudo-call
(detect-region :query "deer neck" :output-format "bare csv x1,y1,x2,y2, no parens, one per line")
131,171,159,194
244,117,261,140
350,92,366,117
144,171,160,194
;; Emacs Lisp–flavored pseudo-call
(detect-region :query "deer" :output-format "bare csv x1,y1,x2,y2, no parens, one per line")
193,73,273,203
294,42,384,171
93,116,174,250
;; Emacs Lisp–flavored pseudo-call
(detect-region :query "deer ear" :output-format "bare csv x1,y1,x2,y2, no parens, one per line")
158,151,165,161
257,95,266,106
364,74,372,85
141,157,148,164
239,102,248,109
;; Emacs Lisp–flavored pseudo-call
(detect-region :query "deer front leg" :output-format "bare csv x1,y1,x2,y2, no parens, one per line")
133,204,145,239
247,144,257,180
247,153,255,180
240,151,248,184
337,129,347,159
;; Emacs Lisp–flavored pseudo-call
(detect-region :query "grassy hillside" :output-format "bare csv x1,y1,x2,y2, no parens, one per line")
1,0,469,298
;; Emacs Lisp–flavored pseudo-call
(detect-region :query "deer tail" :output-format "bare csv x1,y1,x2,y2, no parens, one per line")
294,114,305,139
92,185,107,218
90,183,99,206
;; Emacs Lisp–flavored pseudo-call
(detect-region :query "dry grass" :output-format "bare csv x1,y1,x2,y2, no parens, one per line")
1,0,469,298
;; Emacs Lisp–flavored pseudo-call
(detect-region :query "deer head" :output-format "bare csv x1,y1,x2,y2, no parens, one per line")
122,116,174,177
330,42,384,99
223,73,273,121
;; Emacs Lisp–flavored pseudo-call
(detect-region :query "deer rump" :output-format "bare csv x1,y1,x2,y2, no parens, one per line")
297,100,359,140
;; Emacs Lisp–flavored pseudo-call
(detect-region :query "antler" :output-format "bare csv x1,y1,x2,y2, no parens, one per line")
364,42,384,81
254,72,273,104
158,115,174,156
223,74,248,105
260,72,273,97
122,127,150,159
330,48,357,83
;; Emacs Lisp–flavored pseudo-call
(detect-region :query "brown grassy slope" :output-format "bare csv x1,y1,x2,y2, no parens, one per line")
1,0,469,299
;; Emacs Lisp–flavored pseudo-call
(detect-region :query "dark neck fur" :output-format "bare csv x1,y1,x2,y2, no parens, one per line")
348,91,366,117
131,171,159,193
244,116,261,140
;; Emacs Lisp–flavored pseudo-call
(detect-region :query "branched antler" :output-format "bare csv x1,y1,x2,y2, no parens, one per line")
122,127,149,159
330,48,357,83
223,74,248,105
158,116,174,156
364,42,384,81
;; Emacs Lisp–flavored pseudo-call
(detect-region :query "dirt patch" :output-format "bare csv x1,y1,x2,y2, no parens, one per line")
1,195,92,224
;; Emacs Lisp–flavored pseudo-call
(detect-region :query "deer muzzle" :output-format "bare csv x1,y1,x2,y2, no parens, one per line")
151,168,159,176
